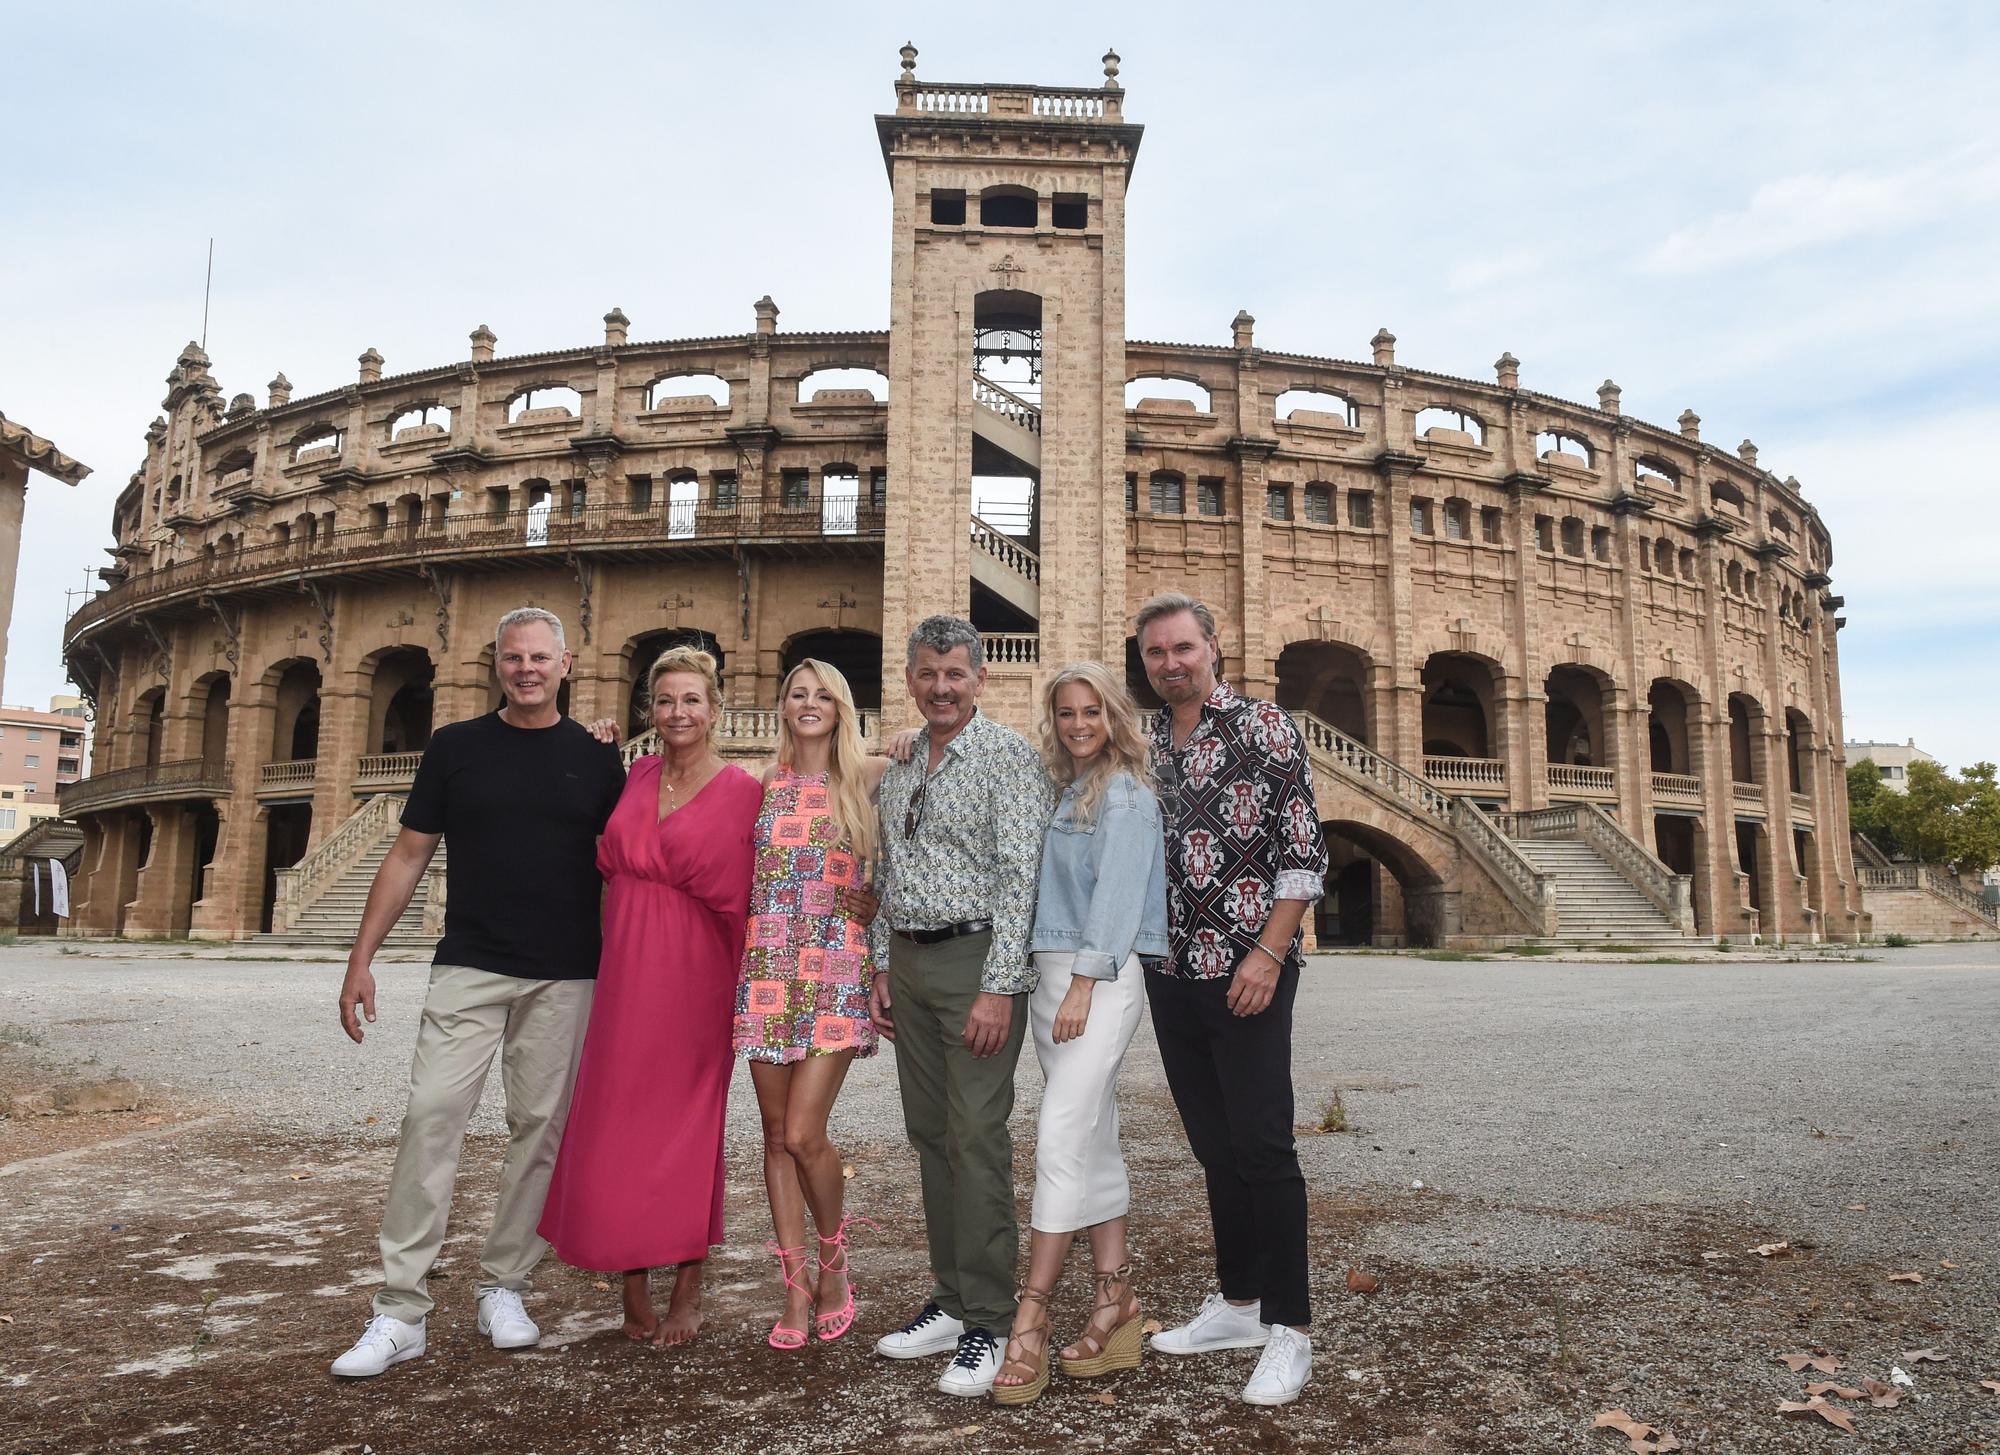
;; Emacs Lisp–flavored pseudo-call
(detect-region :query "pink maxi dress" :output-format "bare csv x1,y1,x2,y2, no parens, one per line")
538,758,762,1271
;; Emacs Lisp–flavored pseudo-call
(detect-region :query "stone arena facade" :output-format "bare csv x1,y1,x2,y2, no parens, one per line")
57,50,1865,946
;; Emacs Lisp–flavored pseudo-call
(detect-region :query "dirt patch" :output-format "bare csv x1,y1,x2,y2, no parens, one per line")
3,1121,1995,1454
0,1031,193,1165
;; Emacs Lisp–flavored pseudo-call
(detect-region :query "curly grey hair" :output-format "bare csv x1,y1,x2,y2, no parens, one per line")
905,614,984,671
495,606,567,652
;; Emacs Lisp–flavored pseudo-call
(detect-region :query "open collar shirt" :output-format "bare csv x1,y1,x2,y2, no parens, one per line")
870,708,1055,995
1150,680,1329,980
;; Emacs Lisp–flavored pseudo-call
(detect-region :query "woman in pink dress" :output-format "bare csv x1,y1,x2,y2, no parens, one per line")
538,645,762,1345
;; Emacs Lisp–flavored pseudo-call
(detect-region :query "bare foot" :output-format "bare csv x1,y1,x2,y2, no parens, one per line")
651,1261,705,1347
621,1270,658,1341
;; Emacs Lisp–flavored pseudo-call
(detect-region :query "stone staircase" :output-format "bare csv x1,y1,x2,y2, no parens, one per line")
259,795,443,949
1507,835,1692,945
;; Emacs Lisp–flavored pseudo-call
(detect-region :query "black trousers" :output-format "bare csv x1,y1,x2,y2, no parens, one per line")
1145,962,1311,1328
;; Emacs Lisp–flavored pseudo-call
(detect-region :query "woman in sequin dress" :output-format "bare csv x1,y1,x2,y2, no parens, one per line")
733,658,888,1348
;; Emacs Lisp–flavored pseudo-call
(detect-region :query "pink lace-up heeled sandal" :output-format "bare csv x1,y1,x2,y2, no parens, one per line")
766,1241,813,1351
813,1214,879,1342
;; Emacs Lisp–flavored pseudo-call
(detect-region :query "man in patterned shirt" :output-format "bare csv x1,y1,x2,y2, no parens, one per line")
1136,591,1328,1407
866,615,1053,1396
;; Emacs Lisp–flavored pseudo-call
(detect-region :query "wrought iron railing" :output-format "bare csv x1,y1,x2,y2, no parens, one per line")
58,758,232,816
66,497,887,645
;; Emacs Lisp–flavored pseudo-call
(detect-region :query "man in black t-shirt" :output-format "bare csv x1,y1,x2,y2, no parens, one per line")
330,607,625,1379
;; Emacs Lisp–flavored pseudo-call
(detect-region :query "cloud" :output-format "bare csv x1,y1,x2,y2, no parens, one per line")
1641,148,2000,276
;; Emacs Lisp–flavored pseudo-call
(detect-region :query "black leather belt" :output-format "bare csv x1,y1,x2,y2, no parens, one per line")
895,920,993,945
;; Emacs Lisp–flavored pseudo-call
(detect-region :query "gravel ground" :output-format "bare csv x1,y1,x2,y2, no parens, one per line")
2,940,1997,1453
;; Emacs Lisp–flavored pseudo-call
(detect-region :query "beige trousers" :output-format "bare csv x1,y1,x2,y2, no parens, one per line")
373,963,593,1322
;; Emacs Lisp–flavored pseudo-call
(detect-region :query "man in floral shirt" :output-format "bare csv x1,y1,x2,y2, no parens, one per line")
1135,592,1327,1407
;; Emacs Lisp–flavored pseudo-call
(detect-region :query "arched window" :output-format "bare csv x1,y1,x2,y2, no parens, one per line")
389,404,451,440
1710,479,1747,514
1125,376,1212,412
1537,430,1595,467
292,424,342,463
1415,406,1486,446
507,385,582,423
822,464,861,535
666,470,699,539
647,373,729,410
1727,560,1744,594
796,367,888,404
978,185,1037,228
1635,456,1681,492
1276,388,1360,428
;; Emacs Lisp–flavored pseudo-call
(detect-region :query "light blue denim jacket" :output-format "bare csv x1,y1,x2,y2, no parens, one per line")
1028,769,1170,981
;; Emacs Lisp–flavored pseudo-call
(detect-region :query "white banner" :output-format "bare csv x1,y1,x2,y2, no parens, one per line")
49,859,69,918
30,861,39,915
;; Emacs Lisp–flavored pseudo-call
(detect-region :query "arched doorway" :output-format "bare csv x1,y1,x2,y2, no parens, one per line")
1648,679,1696,774
369,647,436,754
781,629,883,712
625,629,726,736
269,660,322,762
1124,636,1165,713
1420,653,1498,759
1728,693,1763,786
1315,818,1451,948
1543,666,1608,767
1785,708,1814,796
198,674,231,767
1275,641,1370,744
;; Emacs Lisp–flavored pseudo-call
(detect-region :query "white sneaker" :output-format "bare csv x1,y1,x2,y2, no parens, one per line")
1149,1293,1270,1355
330,1314,426,1378
476,1288,540,1350
874,1301,965,1359
1242,1324,1312,1406
937,1328,1000,1396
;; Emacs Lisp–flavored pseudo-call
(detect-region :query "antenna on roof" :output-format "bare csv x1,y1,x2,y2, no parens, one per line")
201,238,214,351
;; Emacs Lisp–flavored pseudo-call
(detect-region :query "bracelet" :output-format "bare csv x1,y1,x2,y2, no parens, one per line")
1248,941,1286,969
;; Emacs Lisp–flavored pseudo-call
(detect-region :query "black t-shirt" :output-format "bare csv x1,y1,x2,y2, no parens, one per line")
401,712,626,980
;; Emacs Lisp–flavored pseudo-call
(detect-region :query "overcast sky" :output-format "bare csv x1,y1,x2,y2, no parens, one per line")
4,2,1995,767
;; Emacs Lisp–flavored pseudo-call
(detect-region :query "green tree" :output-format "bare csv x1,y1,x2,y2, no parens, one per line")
1847,758,1899,856
1869,759,2000,873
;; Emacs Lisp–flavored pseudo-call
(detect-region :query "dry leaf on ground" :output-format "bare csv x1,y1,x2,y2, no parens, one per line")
1902,1348,1947,1363
1805,1382,1867,1399
1861,1378,1902,1407
1645,1436,1684,1454
1778,1352,1839,1374
1887,1271,1924,1283
1778,1397,1859,1434
1140,1318,1162,1335
1978,1380,2000,1395
841,1163,855,1179
1700,1250,1729,1262
1592,1409,1653,1439
591,1280,610,1291
1846,1202,1866,1211
1939,1258,1957,1268
287,1171,313,1181
1086,1392,1116,1406
141,1115,164,1125
0,1315,13,1324
1749,1241,1790,1257
1345,1267,1380,1295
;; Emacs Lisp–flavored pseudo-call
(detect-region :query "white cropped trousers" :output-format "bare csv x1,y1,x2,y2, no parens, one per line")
1027,951,1145,1233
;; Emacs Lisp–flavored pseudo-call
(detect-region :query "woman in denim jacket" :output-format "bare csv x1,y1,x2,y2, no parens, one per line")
992,662,1169,1405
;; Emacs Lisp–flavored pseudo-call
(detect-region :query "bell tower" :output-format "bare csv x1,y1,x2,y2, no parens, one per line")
877,45,1143,715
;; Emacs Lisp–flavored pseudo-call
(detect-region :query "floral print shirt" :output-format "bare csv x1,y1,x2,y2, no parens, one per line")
1149,680,1328,979
870,709,1055,994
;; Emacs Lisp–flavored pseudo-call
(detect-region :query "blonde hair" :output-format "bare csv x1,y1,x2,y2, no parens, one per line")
1038,661,1154,826
775,658,879,863
648,646,723,737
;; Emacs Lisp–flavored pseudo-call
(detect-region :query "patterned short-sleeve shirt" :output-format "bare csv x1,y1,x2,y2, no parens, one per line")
1150,680,1329,979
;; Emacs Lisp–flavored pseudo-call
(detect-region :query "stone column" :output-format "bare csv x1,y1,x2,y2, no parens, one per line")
1503,475,1550,810
310,663,371,852
125,804,198,938
1375,451,1422,766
